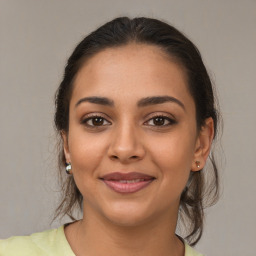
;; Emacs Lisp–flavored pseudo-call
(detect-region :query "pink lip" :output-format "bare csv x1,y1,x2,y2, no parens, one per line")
101,172,154,181
100,172,155,194
102,180,154,193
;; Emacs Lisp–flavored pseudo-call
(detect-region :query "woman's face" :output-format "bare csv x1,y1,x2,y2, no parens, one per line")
63,44,210,226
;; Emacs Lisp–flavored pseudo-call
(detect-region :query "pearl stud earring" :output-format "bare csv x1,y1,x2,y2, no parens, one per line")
65,163,72,175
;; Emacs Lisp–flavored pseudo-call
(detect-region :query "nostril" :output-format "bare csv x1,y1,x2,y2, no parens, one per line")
110,155,140,162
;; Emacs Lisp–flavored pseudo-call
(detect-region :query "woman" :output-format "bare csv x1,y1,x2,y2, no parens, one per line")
0,17,219,256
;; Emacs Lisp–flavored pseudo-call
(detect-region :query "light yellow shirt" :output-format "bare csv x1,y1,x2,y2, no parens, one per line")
0,226,203,256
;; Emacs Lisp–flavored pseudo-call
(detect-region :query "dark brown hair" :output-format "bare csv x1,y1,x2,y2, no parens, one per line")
54,17,220,246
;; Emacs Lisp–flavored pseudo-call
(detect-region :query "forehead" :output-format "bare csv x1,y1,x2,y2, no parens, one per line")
71,43,194,109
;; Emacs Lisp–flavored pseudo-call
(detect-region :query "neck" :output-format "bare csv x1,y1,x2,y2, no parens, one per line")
66,204,184,256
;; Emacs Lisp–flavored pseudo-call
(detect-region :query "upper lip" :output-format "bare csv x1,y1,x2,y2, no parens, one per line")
100,172,155,181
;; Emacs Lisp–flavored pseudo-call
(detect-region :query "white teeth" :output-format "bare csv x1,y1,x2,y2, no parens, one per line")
118,179,144,183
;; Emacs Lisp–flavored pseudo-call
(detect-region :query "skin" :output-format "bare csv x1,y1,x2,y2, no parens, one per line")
62,43,214,256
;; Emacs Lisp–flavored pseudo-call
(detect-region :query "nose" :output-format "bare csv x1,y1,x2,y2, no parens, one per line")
107,122,146,164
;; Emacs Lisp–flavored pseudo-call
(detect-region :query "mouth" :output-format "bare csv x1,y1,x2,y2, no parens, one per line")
100,172,156,194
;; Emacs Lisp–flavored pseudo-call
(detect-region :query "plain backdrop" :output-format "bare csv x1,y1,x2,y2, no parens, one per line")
0,1,256,255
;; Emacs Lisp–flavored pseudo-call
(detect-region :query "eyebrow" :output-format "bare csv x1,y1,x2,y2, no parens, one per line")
75,95,185,110
137,96,185,110
75,97,114,107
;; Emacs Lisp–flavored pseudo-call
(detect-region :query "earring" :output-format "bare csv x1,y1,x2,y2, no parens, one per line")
65,163,72,175
195,161,200,168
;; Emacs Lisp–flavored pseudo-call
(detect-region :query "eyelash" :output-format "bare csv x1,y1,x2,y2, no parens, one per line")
145,115,176,126
81,114,111,127
81,114,176,128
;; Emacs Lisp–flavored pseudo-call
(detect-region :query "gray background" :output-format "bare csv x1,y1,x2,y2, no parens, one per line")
0,1,255,255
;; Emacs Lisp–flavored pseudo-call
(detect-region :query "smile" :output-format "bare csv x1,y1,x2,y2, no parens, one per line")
100,172,155,194
102,179,154,193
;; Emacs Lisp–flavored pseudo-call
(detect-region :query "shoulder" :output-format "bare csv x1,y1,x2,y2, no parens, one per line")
185,243,204,256
0,226,74,256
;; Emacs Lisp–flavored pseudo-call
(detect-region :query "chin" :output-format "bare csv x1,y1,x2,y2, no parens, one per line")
101,202,154,228
107,213,149,227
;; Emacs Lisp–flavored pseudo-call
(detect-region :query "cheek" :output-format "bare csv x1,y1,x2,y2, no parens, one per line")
148,130,196,187
68,142,101,201
151,132,195,167
67,129,108,193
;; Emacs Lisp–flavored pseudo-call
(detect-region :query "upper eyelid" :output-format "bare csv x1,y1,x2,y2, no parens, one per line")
81,116,111,128
144,115,176,126
145,111,175,119
81,112,112,122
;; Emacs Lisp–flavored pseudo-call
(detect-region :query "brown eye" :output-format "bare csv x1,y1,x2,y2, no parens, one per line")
81,115,111,127
146,115,176,127
92,117,104,126
153,117,165,126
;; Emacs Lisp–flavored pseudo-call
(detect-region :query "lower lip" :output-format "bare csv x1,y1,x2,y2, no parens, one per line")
102,179,154,194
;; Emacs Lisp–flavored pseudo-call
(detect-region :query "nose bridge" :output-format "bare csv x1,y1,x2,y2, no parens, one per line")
108,118,145,162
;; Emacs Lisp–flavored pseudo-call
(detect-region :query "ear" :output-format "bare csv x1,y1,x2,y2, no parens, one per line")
61,131,71,164
191,117,214,172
